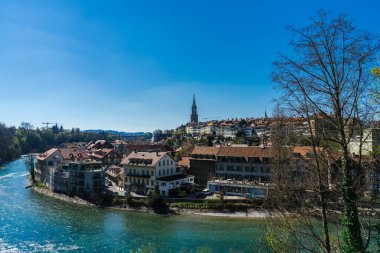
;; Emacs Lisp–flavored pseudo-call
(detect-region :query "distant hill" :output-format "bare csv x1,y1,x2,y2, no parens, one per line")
84,129,150,137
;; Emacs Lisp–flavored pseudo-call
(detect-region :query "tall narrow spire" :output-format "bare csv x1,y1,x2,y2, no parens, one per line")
191,95,198,123
265,110,268,118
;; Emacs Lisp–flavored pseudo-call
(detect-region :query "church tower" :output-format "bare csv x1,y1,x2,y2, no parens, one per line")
190,95,198,123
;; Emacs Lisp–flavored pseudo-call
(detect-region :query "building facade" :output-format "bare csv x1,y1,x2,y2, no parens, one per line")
189,147,219,186
215,147,271,182
122,151,194,196
68,160,105,200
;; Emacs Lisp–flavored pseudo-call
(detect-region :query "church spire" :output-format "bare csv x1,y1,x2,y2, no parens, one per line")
191,95,198,123
265,110,268,118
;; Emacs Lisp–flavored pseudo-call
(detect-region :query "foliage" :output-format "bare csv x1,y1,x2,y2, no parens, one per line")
112,195,121,205
372,67,380,77
170,200,258,210
371,66,380,107
0,122,117,165
26,154,36,183
145,186,167,209
35,181,49,189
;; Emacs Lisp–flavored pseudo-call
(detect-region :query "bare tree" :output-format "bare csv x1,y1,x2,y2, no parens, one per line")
270,11,379,252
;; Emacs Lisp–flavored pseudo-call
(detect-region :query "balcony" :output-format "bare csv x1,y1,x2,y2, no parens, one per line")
127,173,150,178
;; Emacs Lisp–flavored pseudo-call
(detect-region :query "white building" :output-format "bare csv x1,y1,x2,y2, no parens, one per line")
349,128,380,155
221,126,237,139
207,179,269,198
121,151,194,197
186,125,201,136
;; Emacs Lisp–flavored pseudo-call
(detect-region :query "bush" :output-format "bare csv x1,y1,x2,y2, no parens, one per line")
145,186,167,209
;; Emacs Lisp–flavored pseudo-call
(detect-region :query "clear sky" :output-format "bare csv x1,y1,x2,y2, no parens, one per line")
0,0,379,132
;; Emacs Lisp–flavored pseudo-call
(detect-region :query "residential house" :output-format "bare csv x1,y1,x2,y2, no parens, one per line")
68,160,105,200
105,164,124,187
121,151,194,197
89,148,121,166
349,128,380,155
36,148,89,189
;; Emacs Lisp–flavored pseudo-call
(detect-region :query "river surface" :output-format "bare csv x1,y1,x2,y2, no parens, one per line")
0,157,270,252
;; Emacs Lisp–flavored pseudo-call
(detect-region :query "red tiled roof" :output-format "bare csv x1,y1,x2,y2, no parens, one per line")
58,148,89,160
192,146,219,156
37,148,58,161
218,146,271,160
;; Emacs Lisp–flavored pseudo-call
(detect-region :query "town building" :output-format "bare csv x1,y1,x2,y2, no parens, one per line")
207,179,269,198
105,164,124,187
86,140,114,151
215,146,271,182
121,151,194,196
68,160,105,200
186,124,201,136
89,148,121,166
122,143,174,156
36,148,89,188
189,146,219,186
349,128,380,155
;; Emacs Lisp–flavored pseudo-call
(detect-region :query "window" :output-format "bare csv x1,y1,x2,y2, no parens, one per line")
171,168,173,174
171,161,173,165
159,170,161,176
159,162,161,166
227,166,234,171
151,171,154,176
163,169,166,175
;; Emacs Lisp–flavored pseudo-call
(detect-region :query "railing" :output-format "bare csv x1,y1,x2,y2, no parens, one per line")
127,173,150,178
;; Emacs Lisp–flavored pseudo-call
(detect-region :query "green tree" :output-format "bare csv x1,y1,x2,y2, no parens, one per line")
372,66,380,106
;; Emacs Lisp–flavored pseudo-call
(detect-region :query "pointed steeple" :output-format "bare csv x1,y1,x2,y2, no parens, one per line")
191,95,198,123
265,110,268,118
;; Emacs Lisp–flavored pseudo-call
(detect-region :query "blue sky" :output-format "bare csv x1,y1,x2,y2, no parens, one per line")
0,0,379,132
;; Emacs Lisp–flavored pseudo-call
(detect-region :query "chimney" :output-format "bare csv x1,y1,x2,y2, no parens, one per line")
156,151,159,156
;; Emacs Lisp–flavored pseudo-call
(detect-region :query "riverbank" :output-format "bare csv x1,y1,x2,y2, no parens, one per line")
32,186,95,207
31,186,273,219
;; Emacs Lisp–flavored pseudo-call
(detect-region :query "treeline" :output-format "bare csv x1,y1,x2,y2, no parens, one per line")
0,122,116,165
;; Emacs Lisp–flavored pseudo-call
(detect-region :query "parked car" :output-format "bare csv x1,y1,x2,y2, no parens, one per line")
201,188,212,196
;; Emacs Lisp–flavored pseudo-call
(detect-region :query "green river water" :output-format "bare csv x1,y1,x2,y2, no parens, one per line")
0,157,270,252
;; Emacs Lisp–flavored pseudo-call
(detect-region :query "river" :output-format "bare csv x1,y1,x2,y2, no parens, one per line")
0,157,270,252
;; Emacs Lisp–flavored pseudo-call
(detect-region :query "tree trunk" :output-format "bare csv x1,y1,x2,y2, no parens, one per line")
341,148,364,252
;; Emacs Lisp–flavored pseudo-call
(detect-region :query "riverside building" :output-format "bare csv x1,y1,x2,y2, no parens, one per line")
121,151,194,197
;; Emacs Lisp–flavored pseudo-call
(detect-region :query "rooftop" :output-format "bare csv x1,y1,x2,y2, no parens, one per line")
121,151,169,167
